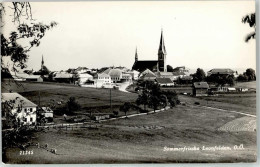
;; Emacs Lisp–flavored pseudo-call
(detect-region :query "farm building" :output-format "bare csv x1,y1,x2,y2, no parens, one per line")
207,68,237,77
40,107,53,122
193,82,209,96
54,72,74,83
25,75,43,82
1,93,37,126
156,78,174,87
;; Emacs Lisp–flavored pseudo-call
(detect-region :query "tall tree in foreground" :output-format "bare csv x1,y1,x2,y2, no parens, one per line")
1,2,57,74
242,13,255,42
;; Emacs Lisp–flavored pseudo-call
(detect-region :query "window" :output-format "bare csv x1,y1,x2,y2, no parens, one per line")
30,108,33,112
30,117,33,122
25,118,27,122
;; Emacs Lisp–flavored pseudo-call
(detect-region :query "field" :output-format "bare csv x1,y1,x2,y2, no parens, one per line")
2,80,257,163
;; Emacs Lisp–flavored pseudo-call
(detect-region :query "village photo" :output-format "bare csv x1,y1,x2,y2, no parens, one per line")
1,1,257,164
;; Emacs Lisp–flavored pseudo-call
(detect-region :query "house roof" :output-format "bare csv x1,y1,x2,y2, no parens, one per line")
54,73,73,79
79,73,93,78
132,60,158,72
155,72,174,76
25,75,42,79
156,78,173,84
180,76,193,80
98,73,110,78
193,82,209,89
208,68,235,74
1,93,37,108
103,68,122,76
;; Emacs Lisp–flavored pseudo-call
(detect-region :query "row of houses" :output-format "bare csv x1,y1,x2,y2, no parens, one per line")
192,82,250,96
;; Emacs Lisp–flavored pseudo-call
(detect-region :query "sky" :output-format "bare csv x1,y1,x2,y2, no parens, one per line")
2,1,256,73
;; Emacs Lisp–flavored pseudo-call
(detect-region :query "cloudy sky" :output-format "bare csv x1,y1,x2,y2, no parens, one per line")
2,1,256,72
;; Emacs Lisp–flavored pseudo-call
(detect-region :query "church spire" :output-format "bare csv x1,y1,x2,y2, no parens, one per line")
41,55,44,70
135,47,138,62
158,29,167,55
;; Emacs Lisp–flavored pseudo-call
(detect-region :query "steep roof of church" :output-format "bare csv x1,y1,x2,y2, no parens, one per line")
158,30,166,55
132,60,158,72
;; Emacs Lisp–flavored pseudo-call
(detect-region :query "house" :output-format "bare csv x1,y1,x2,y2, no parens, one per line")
138,69,157,81
103,68,122,83
1,93,37,126
154,72,175,81
121,73,132,83
207,68,237,77
192,82,209,96
172,71,186,81
53,72,73,83
156,78,174,87
25,75,43,82
172,66,190,74
97,73,112,83
124,70,140,80
40,107,53,122
78,73,93,85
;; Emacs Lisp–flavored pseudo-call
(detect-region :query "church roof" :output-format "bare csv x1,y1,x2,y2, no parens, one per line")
132,60,158,72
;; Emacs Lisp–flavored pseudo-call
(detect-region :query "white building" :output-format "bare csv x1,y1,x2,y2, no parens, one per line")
78,73,93,85
1,93,37,125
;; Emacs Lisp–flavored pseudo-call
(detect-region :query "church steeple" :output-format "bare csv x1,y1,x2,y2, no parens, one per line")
135,47,138,62
41,55,44,70
158,29,167,72
158,29,167,55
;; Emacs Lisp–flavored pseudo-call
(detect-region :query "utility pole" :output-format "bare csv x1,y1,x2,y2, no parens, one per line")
110,89,112,112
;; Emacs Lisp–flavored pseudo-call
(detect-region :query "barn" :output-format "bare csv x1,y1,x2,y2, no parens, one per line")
193,82,209,96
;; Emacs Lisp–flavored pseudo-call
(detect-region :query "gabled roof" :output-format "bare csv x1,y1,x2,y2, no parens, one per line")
156,78,173,84
1,93,37,108
98,73,110,78
193,82,209,89
54,73,73,78
132,60,158,72
25,75,42,79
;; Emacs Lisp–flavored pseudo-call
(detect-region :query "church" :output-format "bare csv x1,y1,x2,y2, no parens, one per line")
132,30,167,72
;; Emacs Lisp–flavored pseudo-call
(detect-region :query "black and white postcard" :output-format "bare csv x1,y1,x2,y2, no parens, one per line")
1,1,257,164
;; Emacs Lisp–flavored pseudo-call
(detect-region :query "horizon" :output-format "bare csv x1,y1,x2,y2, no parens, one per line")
2,1,256,73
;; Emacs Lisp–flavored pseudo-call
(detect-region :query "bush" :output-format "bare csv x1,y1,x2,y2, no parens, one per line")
113,110,119,117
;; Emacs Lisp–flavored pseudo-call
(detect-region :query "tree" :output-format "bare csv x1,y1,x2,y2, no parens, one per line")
136,90,149,111
159,94,168,109
148,95,160,113
192,68,206,82
237,74,248,82
245,68,256,81
242,13,255,42
1,3,57,74
119,102,131,117
167,65,174,72
66,97,81,114
226,75,235,86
